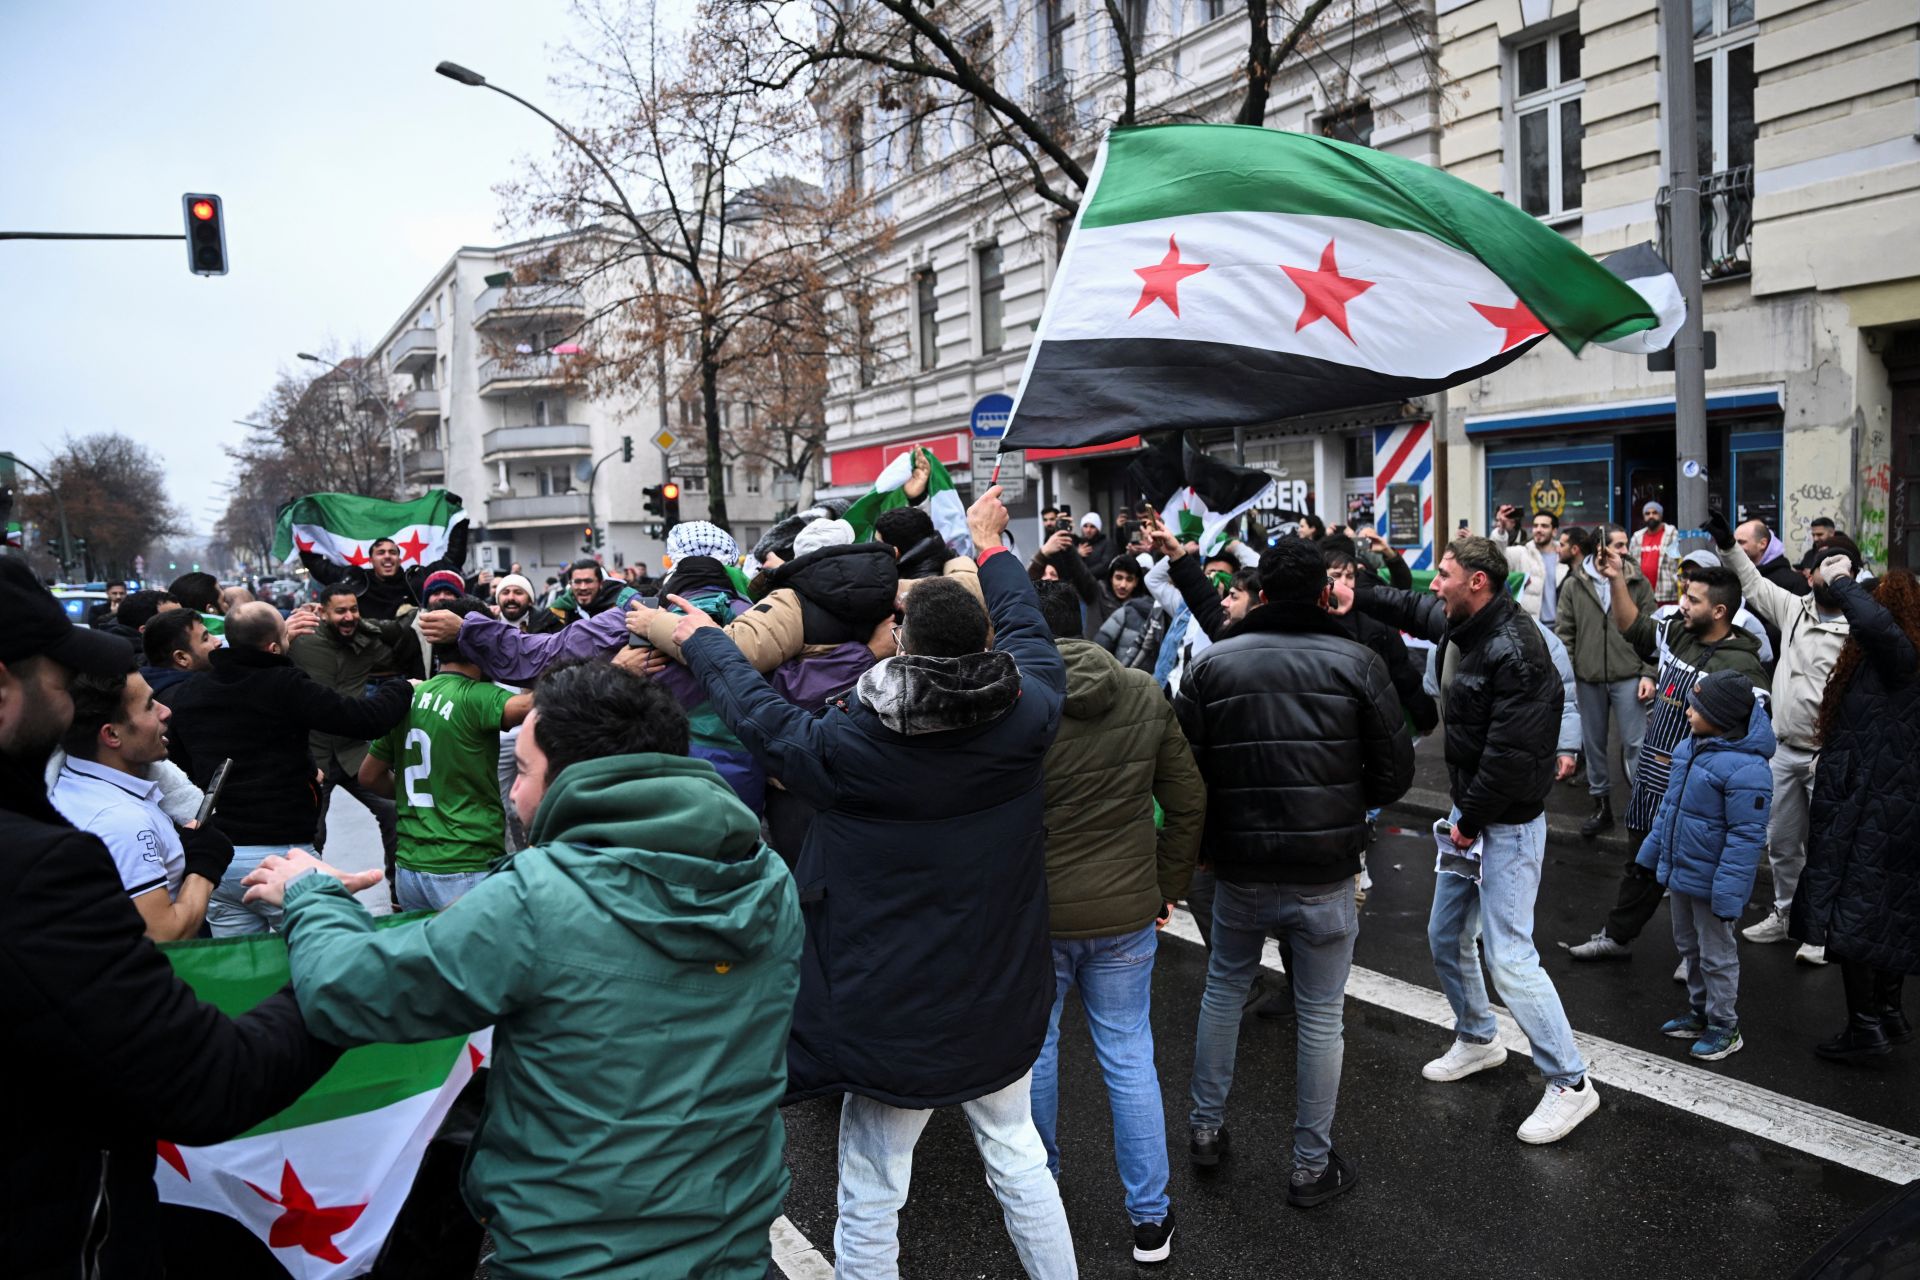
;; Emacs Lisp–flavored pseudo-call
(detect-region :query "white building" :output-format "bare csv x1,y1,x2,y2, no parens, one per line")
364,231,785,584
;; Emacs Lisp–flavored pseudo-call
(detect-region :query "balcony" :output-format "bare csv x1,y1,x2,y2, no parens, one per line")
482,423,592,460
389,327,437,375
1657,164,1754,281
403,448,445,482
487,492,592,527
395,387,440,427
478,352,569,396
1028,71,1079,136
473,282,585,330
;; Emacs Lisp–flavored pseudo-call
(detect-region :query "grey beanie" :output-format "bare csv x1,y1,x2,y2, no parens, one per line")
1689,668,1756,731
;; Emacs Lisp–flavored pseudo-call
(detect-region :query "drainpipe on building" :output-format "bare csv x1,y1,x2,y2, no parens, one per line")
1661,0,1709,547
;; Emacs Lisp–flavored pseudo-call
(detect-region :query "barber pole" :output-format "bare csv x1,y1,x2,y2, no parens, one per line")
1374,420,1434,570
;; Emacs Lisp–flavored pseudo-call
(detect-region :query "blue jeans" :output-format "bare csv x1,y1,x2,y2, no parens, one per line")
206,843,313,937
395,867,490,912
1189,879,1357,1173
1030,924,1169,1226
836,1072,1077,1280
1429,811,1586,1086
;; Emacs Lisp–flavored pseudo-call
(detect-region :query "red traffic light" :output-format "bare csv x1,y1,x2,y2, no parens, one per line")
190,200,216,221
661,483,680,500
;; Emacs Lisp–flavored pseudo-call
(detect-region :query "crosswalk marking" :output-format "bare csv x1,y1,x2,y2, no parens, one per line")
1161,905,1920,1183
772,1214,835,1279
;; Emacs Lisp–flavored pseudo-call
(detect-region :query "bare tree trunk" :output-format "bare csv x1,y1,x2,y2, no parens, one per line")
700,336,731,531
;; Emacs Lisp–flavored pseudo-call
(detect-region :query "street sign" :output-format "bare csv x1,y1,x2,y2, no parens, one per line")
970,393,1014,441
652,428,677,453
995,449,1028,502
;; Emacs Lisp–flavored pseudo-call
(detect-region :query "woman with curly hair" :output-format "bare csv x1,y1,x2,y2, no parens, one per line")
1793,562,1920,1063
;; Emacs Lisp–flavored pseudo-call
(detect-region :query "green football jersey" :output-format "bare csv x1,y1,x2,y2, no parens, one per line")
369,673,515,875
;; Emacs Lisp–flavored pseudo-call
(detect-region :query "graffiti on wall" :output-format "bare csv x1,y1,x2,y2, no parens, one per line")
1860,424,1891,565
1786,481,1845,550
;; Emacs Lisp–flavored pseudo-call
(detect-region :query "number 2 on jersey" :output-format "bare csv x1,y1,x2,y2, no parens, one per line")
403,727,436,809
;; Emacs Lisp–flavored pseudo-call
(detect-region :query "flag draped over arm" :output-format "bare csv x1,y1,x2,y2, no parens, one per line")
841,448,972,555
154,925,488,1278
1005,124,1670,449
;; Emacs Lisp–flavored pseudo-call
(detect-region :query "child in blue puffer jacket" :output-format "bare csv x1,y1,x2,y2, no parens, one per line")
1636,669,1774,1062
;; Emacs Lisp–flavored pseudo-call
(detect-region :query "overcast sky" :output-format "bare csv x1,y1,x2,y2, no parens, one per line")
1,1,603,535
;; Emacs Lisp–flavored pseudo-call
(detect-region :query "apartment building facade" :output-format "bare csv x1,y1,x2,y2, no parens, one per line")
820,0,1919,569
364,232,784,584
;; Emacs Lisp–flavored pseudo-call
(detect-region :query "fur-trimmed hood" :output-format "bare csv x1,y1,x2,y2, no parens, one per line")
854,650,1020,736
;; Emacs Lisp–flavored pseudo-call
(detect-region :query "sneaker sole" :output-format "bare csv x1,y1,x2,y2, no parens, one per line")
1796,951,1829,966
1742,928,1790,944
1288,1172,1358,1209
1692,1037,1743,1062
1189,1139,1227,1167
1568,946,1632,961
1422,1045,1507,1082
1662,1026,1705,1040
1517,1087,1600,1145
1132,1227,1173,1264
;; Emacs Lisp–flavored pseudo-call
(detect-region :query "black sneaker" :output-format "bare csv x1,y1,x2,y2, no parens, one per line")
1580,799,1615,838
1287,1148,1358,1208
1131,1209,1175,1264
1189,1125,1229,1167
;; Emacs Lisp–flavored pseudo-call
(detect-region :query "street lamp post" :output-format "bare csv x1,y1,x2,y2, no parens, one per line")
435,61,677,527
0,452,76,579
298,352,402,496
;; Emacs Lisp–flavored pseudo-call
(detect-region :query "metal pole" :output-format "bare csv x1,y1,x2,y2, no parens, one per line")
1661,0,1708,541
0,231,185,241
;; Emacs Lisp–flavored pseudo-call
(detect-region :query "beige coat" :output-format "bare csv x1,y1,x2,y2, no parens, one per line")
1722,544,1849,750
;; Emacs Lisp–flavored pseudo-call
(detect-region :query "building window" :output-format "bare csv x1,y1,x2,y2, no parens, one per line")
1121,0,1147,56
853,292,876,389
1317,101,1374,148
916,268,939,372
1511,29,1584,217
965,23,995,143
1046,0,1077,78
680,466,706,492
978,245,1005,354
1693,0,1756,177
679,398,695,428
844,110,865,195
1054,215,1074,263
746,469,763,494
1202,0,1225,18
724,465,736,495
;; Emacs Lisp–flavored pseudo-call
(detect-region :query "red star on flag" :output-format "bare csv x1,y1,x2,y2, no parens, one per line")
157,1141,189,1181
469,1043,486,1072
1129,234,1210,318
395,530,430,564
294,535,315,555
344,544,370,568
246,1160,368,1265
1280,239,1375,344
1471,298,1549,353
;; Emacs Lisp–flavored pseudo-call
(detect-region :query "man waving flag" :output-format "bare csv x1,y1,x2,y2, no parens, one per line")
1005,124,1671,448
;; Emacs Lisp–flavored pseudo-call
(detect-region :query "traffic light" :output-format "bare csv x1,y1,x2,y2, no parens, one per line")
582,525,594,554
621,435,634,464
594,527,606,550
182,193,228,277
643,484,663,517
661,481,681,536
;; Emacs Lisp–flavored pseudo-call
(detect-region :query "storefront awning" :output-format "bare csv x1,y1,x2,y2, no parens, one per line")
1463,386,1783,438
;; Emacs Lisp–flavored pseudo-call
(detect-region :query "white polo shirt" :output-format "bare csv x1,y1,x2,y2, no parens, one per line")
51,757,187,900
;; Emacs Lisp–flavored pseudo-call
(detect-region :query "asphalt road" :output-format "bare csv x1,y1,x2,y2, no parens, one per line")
774,818,1911,1280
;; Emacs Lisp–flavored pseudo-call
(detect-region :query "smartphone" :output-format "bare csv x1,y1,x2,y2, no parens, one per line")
1458,518,1470,531
1058,503,1072,518
195,759,233,826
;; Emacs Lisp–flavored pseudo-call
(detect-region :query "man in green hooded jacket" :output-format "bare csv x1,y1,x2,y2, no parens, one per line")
241,661,802,1279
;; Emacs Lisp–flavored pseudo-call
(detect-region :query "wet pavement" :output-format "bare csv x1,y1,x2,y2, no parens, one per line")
776,817,1913,1280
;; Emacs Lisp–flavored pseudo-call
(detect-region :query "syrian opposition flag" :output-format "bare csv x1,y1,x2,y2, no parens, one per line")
156,926,487,1278
842,447,972,555
273,491,467,573
1129,435,1292,553
1005,124,1666,448
1596,240,1687,354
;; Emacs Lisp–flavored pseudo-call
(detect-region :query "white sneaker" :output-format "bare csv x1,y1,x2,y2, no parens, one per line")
1796,943,1829,966
1742,911,1790,944
1421,1038,1508,1082
1517,1077,1600,1145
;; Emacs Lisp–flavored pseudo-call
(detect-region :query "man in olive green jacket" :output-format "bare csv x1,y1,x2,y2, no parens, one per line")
1028,580,1204,1264
242,662,802,1280
1554,526,1657,835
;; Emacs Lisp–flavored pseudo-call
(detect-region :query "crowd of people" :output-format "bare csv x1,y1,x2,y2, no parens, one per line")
4,477,1916,1279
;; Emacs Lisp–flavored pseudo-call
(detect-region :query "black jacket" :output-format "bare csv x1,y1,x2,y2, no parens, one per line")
159,645,412,845
764,542,899,645
1358,587,1562,839
1174,600,1414,884
0,763,341,1279
1792,574,1920,972
681,550,1066,1109
894,533,955,581
1343,609,1441,734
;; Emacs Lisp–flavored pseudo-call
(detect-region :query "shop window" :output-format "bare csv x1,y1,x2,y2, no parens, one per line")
1486,443,1613,530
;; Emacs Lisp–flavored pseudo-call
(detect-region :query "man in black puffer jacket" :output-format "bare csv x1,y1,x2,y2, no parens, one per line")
1174,537,1412,1205
158,602,413,935
1353,535,1597,1147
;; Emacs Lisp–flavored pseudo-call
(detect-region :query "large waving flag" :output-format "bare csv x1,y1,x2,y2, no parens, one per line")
1005,124,1666,448
1128,435,1292,554
156,925,487,1278
273,491,467,572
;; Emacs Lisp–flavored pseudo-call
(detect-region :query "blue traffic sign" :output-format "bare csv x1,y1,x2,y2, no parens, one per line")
970,393,1014,439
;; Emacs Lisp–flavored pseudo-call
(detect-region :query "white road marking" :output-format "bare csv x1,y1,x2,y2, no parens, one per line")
1161,905,1920,1183
771,1214,835,1279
